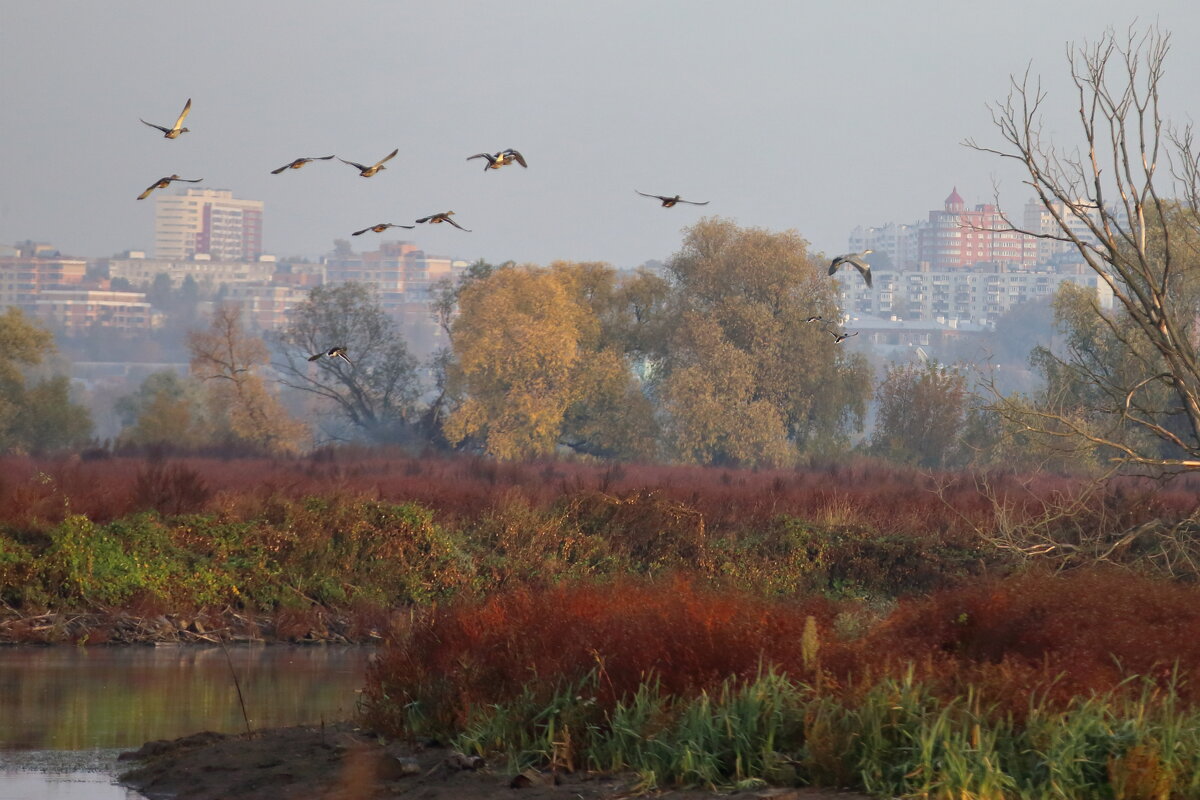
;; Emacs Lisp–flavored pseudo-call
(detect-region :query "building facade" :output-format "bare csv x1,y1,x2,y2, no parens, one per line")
847,222,921,271
221,283,310,331
109,252,277,289
835,263,1113,327
0,243,87,308
154,188,264,262
916,188,1039,270
33,289,155,332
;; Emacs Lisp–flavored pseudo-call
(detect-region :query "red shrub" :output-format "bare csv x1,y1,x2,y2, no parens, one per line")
364,569,1200,735
843,567,1200,708
365,576,839,731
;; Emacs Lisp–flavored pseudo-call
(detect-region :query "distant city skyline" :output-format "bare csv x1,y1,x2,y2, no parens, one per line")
3,2,1199,268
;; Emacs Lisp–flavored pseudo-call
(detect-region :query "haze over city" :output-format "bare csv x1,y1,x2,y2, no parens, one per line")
5,1,1200,267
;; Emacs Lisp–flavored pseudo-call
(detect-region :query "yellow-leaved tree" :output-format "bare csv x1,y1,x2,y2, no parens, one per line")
444,263,658,460
187,304,308,455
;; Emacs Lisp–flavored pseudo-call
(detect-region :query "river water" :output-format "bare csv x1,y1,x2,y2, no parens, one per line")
0,645,373,799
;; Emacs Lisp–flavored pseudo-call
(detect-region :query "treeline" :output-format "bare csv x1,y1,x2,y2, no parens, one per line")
7,216,1198,470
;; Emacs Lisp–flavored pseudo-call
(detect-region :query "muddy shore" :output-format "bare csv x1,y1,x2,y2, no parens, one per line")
117,723,874,800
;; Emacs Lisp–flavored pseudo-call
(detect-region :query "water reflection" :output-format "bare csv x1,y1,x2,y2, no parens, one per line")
0,769,146,800
0,645,372,750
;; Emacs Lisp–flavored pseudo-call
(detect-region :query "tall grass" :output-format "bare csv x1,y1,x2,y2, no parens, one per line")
363,573,1200,793
448,669,1200,797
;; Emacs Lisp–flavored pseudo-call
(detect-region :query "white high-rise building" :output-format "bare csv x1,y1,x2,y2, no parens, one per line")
848,222,921,270
154,188,263,261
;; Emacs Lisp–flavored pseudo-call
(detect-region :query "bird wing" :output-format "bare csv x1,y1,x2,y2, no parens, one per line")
466,153,493,161
351,226,372,236
373,148,399,168
506,149,527,167
137,182,161,200
445,217,471,231
678,199,709,205
307,352,323,361
172,98,192,131
339,158,368,171
179,177,203,183
393,224,416,229
635,190,667,201
828,257,845,276
270,163,292,174
847,257,873,288
140,119,169,134
312,155,336,160
335,352,353,365
415,215,434,224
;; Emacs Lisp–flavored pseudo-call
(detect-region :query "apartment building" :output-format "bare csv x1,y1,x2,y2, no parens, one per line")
221,283,309,331
109,252,277,289
847,222,921,271
33,289,155,332
0,242,86,308
154,188,263,261
835,263,1113,327
916,188,1039,270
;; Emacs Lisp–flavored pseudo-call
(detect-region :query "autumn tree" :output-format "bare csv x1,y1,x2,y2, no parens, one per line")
872,361,970,468
968,26,1200,471
273,283,423,444
0,308,92,453
651,218,872,466
188,304,308,455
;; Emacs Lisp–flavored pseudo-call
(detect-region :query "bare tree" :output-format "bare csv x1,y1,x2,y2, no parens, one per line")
966,26,1200,470
272,283,423,444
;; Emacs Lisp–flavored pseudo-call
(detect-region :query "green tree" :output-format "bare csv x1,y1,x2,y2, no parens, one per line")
872,361,969,468
0,308,92,453
273,283,423,444
115,370,213,450
651,218,872,465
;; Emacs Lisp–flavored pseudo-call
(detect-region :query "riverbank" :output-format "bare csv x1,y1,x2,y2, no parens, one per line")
0,607,386,645
117,723,874,800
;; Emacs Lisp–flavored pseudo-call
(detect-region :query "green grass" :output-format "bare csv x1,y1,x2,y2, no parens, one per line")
447,669,1200,797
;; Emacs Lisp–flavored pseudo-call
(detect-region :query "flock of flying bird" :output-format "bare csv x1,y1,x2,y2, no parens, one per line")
135,97,874,360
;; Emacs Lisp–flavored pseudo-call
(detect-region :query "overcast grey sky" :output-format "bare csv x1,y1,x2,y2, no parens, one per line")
3,1,1199,268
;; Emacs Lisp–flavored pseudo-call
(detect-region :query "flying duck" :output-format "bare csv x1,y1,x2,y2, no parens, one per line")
308,347,352,365
827,250,873,288
339,148,399,177
352,222,416,236
467,149,527,171
270,155,336,174
137,174,202,200
415,211,471,231
140,98,192,139
829,330,859,344
636,191,709,207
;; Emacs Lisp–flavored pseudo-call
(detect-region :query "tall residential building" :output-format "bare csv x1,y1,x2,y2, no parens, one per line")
848,222,921,271
154,188,263,262
917,188,1038,270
